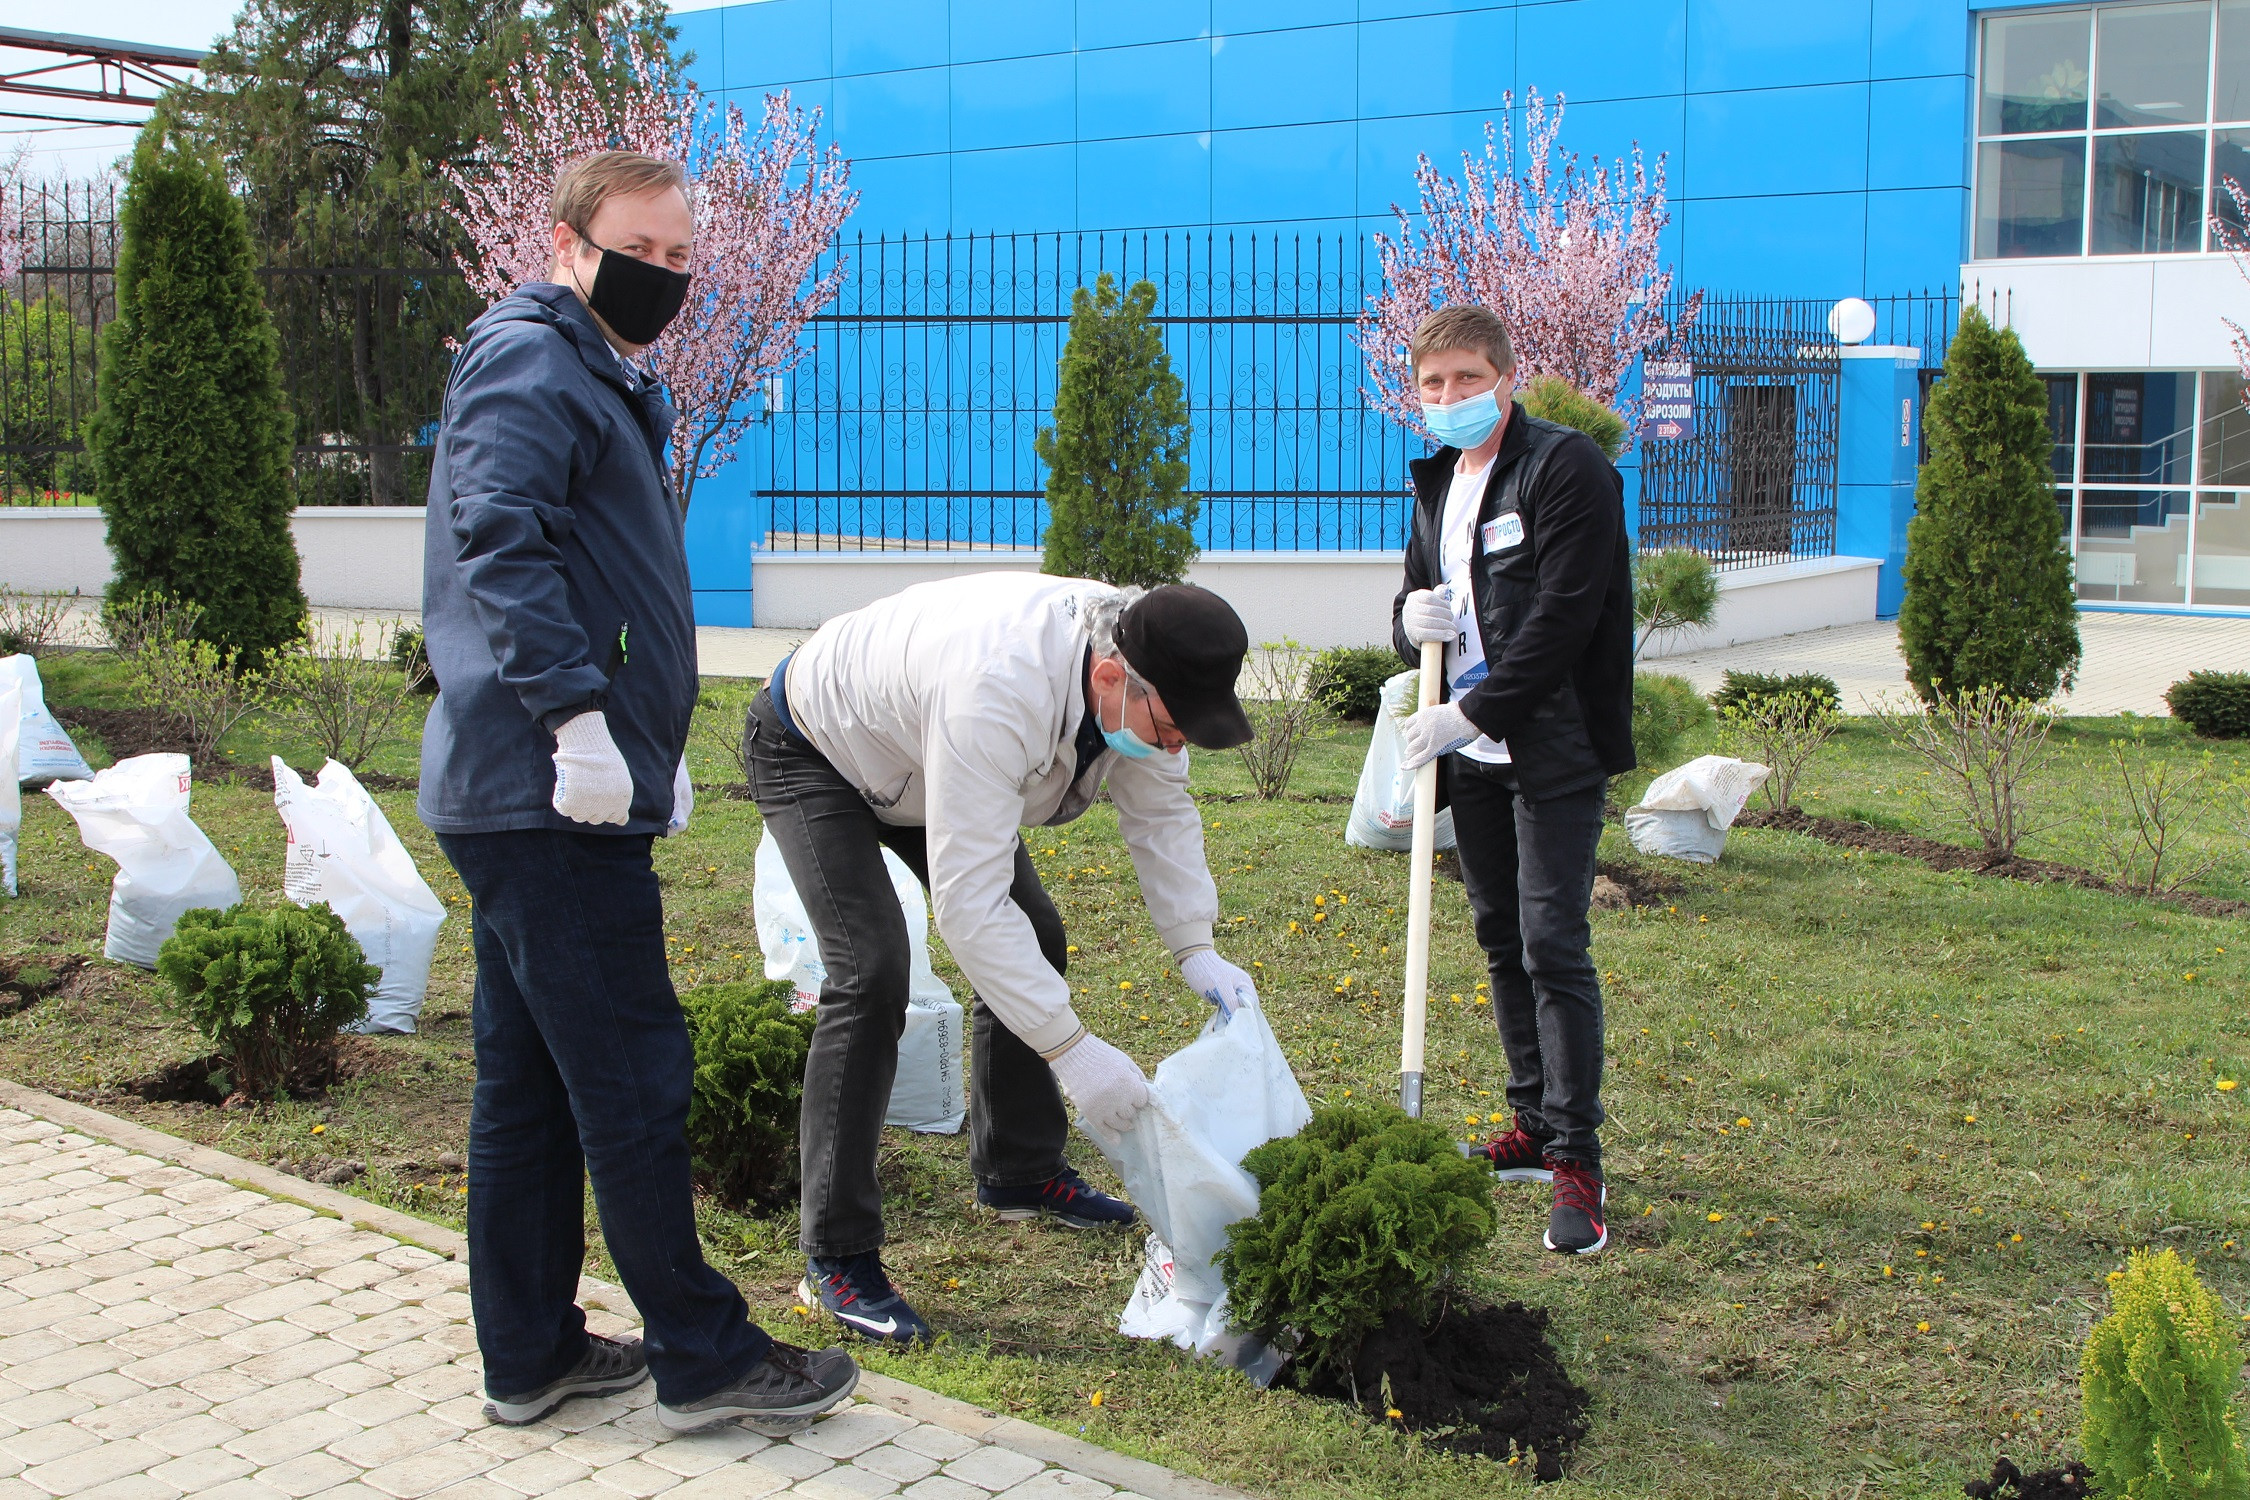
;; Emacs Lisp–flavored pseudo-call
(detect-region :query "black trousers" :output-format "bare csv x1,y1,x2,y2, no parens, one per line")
1448,759,1608,1168
744,692,1071,1257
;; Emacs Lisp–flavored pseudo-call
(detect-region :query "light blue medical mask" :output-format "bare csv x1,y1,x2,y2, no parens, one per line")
1421,387,1502,449
1100,672,1161,759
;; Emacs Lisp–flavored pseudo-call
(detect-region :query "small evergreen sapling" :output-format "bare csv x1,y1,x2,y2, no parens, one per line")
1037,273,1199,587
1633,549,1718,658
1519,376,1628,461
156,903,375,1099
1306,645,1400,723
2165,672,2250,740
1631,670,1711,771
1218,1105,1497,1376
680,981,819,1208
2079,1247,2250,1500
1898,307,2080,703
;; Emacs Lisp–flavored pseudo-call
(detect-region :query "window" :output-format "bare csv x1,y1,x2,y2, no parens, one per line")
2055,370,2250,607
1975,2,2249,257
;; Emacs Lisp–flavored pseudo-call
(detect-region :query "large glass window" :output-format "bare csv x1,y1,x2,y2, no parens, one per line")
1976,2,2249,256
2055,370,2250,609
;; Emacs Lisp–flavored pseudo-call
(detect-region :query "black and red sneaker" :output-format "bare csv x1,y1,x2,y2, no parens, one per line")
976,1165,1137,1229
1457,1124,1556,1183
1543,1160,1608,1256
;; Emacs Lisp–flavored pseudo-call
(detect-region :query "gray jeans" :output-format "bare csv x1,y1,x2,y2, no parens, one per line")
1449,760,1608,1168
745,692,1070,1257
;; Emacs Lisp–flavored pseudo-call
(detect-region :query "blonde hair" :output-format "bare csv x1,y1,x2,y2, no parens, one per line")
551,152,687,236
1410,305,1516,379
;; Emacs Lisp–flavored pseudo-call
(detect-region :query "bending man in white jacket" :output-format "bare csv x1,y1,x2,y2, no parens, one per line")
747,573,1260,1344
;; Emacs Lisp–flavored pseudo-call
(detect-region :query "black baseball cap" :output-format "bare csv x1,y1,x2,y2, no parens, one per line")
1116,585,1254,750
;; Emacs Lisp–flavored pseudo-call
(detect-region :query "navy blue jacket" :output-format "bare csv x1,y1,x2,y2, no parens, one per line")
416,283,697,836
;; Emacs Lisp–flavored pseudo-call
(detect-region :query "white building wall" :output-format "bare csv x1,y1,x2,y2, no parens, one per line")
1962,254,2248,370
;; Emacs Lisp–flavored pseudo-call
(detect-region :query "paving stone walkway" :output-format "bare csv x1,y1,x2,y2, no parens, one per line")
0,1089,1246,1500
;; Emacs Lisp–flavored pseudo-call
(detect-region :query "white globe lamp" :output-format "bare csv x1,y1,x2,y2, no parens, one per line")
1827,297,1877,346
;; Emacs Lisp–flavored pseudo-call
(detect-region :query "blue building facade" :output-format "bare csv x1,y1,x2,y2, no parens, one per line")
671,0,2250,622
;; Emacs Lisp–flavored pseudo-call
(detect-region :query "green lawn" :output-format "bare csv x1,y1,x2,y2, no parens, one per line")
2,658,2246,1500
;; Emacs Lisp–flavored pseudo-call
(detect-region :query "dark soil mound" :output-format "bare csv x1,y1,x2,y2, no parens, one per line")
52,705,193,761
0,954,88,1015
115,1035,394,1107
1310,1300,1589,1480
1964,1456,2092,1499
1737,807,2250,920
221,761,417,795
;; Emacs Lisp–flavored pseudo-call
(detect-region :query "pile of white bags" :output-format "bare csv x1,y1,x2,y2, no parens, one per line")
46,754,241,967
1095,998,1309,1385
2,655,92,788
0,672,18,897
1625,754,1771,864
273,758,447,1034
752,830,965,1134
1345,670,1457,852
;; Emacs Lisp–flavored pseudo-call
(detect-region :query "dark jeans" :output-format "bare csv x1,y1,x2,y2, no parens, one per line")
436,829,772,1406
1448,759,1607,1168
745,692,1071,1258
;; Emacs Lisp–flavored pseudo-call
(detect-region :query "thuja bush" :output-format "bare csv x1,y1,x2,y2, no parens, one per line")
681,980,819,1208
2080,1247,2250,1500
1519,375,1627,461
1307,645,1398,723
156,903,375,1098
1219,1104,1497,1376
2165,672,2250,740
1632,670,1711,772
1712,669,1841,716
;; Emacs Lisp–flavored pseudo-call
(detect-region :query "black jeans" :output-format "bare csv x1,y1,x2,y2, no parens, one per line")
1447,759,1608,1168
436,829,772,1406
745,693,1070,1257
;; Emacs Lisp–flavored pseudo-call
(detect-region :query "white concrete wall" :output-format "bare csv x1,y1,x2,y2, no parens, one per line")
1961,255,2247,371
0,506,427,611
1638,554,1882,657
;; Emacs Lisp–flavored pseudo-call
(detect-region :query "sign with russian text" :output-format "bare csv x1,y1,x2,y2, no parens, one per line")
1640,359,1695,439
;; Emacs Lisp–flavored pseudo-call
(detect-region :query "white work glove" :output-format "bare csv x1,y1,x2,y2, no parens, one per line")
1400,587,1455,645
665,756,693,837
1048,1033,1150,1145
1397,701,1478,771
551,710,634,826
1179,950,1257,1018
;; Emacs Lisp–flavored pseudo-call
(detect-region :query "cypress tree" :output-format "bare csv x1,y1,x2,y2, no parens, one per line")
91,128,306,663
1898,306,2080,702
1037,273,1199,587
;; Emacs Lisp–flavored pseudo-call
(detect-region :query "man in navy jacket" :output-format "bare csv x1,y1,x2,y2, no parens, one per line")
420,151,857,1433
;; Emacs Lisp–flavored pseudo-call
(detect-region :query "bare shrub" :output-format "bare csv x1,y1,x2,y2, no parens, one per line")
1234,639,1329,800
2091,735,2223,896
273,621,420,771
0,588,79,658
1721,690,1843,811
123,602,278,766
1874,684,2058,860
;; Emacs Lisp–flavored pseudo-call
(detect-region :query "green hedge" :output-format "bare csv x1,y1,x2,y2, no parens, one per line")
2164,671,2250,739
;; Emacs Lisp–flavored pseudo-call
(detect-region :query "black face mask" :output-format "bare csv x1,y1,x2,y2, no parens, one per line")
579,242,691,346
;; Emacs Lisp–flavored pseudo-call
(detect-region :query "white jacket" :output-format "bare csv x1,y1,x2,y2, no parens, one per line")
781,572,1218,1057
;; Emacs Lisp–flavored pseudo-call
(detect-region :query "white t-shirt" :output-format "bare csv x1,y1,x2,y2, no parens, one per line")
1437,458,1510,764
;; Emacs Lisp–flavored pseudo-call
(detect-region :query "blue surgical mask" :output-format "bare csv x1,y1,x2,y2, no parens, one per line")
1421,388,1502,449
1099,674,1161,759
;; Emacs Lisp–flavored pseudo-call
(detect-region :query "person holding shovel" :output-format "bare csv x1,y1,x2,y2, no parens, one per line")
1389,304,1636,1257
746,573,1260,1343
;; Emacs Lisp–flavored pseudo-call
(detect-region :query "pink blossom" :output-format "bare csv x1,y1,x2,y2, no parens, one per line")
2216,174,2250,411
444,20,856,510
1357,89,1698,445
0,145,28,287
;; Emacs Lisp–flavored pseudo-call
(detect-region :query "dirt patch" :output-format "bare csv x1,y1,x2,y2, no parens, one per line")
1737,808,2250,920
0,954,89,1015
51,705,193,761
1963,1457,2093,1499
219,762,418,795
107,1034,398,1108
1306,1300,1590,1480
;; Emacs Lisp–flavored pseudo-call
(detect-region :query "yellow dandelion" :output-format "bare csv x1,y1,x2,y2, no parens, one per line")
1119,980,1132,990
1964,1113,1977,1124
2218,1080,2238,1092
1735,1117,1752,1128
1384,1407,1402,1420
2011,1234,2023,1243
1090,1392,1103,1408
311,1124,326,1135
1707,1211,1725,1223
946,1278,961,1289
1884,1265,1894,1276
1915,1321,1930,1333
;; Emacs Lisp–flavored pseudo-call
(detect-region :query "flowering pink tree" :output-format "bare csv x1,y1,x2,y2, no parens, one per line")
1358,89,1698,440
445,19,856,511
0,144,28,288
2217,175,2250,410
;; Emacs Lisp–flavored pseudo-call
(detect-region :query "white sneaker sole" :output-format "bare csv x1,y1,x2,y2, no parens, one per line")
483,1365,648,1426
656,1365,860,1435
1491,1166,1556,1183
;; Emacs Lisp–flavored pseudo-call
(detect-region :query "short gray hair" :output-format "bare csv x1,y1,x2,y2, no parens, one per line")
1082,585,1146,663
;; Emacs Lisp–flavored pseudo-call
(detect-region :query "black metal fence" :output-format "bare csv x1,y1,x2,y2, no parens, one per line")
1,181,465,507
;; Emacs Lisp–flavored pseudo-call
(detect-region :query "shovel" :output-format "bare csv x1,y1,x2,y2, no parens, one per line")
1398,638,1442,1118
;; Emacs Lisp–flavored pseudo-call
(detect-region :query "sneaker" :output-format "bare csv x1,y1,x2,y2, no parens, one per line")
976,1165,1138,1229
656,1340,860,1435
798,1252,935,1345
1458,1124,1555,1183
483,1332,648,1425
1544,1160,1608,1256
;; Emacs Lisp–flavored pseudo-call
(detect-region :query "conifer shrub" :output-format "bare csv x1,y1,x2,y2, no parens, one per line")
1898,306,2080,703
390,625,438,695
1307,645,1399,723
1219,1104,1497,1376
2079,1247,2250,1500
1519,375,1628,461
90,128,305,663
155,903,375,1098
1632,670,1711,771
680,980,819,1208
1711,669,1842,716
1037,273,1199,587
1633,548,1719,657
2165,672,2250,740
